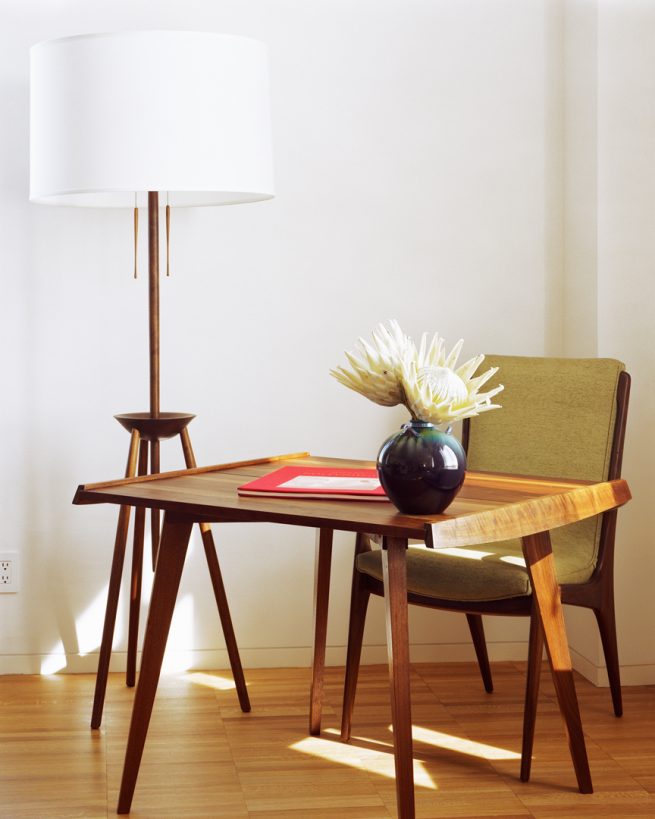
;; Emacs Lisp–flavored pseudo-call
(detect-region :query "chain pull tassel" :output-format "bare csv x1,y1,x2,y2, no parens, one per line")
133,194,139,279
166,194,171,277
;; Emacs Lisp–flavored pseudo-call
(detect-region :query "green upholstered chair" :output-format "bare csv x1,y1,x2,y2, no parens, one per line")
340,355,630,781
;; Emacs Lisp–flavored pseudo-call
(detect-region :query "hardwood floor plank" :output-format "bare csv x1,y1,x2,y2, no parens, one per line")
0,665,653,817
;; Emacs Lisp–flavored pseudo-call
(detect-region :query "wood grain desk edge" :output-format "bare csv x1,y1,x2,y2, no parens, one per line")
73,451,312,499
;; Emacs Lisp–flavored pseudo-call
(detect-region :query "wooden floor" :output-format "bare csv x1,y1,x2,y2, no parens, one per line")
0,662,653,818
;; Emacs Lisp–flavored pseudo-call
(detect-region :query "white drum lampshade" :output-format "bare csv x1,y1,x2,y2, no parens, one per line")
29,29,275,416
30,30,274,207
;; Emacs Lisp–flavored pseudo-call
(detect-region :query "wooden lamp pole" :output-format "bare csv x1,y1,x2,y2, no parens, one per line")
147,191,161,553
148,190,160,421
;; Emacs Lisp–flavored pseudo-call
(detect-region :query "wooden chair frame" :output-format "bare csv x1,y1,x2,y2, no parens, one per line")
341,370,631,781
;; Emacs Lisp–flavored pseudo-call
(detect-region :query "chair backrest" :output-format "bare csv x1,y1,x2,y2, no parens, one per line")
463,356,629,581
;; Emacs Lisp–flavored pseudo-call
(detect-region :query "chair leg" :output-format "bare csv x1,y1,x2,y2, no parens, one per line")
521,605,544,782
341,539,371,741
466,613,493,693
594,602,623,717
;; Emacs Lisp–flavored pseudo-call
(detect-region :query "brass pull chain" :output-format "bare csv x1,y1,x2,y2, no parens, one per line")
166,192,171,277
133,193,139,279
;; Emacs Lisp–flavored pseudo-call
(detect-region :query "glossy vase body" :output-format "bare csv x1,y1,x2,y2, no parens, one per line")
377,420,466,514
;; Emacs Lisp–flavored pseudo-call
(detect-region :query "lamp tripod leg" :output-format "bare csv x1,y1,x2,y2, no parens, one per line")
179,427,251,712
127,440,149,688
91,430,140,729
91,415,250,724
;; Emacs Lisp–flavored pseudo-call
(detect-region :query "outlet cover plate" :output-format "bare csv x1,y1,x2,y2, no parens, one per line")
0,552,19,592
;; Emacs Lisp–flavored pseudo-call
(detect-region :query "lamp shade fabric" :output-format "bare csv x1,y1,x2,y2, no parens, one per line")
30,31,274,207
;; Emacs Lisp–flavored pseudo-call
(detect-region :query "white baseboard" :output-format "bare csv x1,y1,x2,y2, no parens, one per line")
1,642,653,685
361,640,529,665
569,646,655,687
0,647,313,676
0,642,526,675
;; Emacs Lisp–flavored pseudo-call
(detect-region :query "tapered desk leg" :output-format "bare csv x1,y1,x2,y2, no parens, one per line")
117,513,193,815
341,533,371,741
310,528,333,735
522,531,593,793
382,537,415,819
179,427,250,713
91,430,140,729
127,440,149,688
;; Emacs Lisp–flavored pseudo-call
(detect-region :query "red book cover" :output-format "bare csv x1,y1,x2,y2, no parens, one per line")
237,465,388,501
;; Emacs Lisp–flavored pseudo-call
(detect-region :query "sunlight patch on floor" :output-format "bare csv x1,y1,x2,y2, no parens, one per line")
291,734,437,790
322,728,394,753
407,725,521,760
185,671,237,690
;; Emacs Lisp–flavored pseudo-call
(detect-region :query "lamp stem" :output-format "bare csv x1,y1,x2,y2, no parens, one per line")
148,191,160,418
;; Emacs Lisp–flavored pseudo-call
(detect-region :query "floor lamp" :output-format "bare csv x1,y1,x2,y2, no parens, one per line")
30,31,274,726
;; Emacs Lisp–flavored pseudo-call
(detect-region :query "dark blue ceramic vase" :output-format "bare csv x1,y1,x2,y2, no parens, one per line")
377,420,466,515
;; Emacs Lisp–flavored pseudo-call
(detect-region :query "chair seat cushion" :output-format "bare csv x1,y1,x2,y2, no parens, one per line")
356,523,596,602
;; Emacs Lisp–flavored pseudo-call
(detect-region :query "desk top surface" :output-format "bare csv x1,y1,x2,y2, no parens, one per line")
73,453,631,546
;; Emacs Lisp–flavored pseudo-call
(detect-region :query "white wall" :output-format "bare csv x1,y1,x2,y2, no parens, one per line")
0,0,651,685
558,0,655,686
595,0,655,684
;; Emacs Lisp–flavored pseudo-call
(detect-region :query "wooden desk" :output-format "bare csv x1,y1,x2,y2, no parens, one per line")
74,453,631,818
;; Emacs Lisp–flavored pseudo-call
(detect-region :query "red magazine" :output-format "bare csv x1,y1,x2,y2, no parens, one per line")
237,465,388,501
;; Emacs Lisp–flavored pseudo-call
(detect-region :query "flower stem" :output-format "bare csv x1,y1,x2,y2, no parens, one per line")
398,382,418,420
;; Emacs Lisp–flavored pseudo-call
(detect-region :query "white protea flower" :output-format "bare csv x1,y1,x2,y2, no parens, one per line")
332,322,503,426
401,334,503,426
330,320,414,406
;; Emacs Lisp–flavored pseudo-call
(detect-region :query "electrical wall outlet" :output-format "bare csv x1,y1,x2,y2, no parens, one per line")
0,552,19,593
